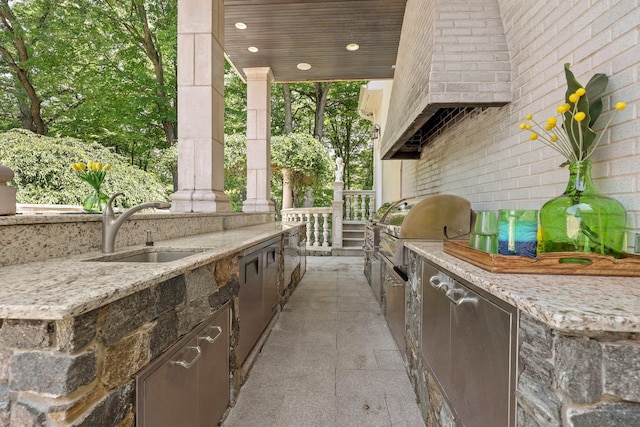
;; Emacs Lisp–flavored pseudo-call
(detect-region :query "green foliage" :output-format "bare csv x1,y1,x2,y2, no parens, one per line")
271,133,333,207
0,129,171,207
0,0,177,168
563,63,607,158
223,133,248,211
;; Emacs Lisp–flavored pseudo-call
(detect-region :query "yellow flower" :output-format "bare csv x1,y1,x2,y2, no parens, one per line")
519,123,527,129
576,88,586,96
104,164,111,171
71,162,86,171
525,123,532,130
574,112,586,122
529,133,538,140
525,114,533,120
545,124,553,131
569,93,579,103
557,103,571,113
615,102,626,111
550,135,558,142
547,117,557,126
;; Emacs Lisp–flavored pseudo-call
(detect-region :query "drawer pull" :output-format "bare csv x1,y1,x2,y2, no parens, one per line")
198,326,223,344
445,288,478,306
172,346,202,369
429,275,450,291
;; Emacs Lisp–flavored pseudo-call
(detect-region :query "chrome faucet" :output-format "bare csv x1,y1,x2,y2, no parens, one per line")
102,192,171,253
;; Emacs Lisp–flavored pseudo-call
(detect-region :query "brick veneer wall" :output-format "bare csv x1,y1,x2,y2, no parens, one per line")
401,0,640,250
0,238,296,426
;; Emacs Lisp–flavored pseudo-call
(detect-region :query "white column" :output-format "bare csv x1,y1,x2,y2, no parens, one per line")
172,0,231,213
243,67,275,213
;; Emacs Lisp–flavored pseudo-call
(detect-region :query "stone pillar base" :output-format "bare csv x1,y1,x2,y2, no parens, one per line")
242,199,275,213
171,190,232,213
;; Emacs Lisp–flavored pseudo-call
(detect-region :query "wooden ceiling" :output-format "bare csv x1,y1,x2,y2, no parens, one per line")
224,0,407,82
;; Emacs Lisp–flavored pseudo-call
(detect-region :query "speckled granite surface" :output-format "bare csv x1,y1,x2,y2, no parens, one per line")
0,223,295,320
406,241,640,334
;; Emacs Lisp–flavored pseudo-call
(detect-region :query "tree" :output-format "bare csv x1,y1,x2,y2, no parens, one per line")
0,0,52,134
271,133,333,208
323,81,373,189
96,0,177,147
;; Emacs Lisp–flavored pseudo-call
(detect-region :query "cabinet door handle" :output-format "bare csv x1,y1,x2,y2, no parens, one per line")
198,325,223,345
445,288,478,306
429,275,450,291
172,346,202,369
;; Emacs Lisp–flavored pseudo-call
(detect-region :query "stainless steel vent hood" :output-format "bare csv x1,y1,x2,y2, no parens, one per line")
381,0,512,160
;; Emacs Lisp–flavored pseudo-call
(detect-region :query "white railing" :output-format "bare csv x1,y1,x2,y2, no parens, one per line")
281,187,374,253
343,190,376,222
281,207,332,252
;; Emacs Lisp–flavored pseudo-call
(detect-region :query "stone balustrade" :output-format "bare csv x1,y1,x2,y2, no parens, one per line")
343,190,375,221
281,207,332,251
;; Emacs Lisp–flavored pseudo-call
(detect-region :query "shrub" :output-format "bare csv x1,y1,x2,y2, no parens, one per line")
0,129,171,208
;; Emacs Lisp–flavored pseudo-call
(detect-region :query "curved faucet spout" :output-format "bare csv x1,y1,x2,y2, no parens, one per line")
102,193,171,253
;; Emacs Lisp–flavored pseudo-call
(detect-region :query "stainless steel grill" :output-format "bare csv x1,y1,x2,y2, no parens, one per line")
375,194,474,352
378,194,474,268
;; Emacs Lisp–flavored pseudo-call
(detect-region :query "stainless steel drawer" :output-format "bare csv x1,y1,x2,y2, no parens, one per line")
137,302,230,427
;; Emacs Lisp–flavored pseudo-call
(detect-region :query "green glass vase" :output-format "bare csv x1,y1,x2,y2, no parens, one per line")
82,189,110,213
539,160,626,258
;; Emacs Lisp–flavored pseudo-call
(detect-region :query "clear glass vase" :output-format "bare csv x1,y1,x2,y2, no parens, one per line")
82,189,110,213
539,160,626,258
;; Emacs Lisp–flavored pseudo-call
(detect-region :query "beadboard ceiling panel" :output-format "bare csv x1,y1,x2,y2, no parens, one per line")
224,0,407,82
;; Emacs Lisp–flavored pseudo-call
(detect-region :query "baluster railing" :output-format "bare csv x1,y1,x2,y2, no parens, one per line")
281,207,333,252
343,190,375,222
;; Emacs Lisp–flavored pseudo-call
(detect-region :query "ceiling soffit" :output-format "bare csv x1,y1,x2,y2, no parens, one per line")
224,0,407,83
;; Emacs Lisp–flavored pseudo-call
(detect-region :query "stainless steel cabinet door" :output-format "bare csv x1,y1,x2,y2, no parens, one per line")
262,244,279,327
448,283,515,427
139,337,200,427
421,261,452,392
384,265,406,354
198,308,230,426
238,251,262,363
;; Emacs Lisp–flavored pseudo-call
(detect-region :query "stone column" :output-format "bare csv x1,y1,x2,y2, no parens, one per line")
281,168,293,210
172,0,231,213
243,67,275,213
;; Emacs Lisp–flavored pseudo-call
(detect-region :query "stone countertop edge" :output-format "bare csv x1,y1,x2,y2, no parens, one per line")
0,222,302,320
406,241,640,334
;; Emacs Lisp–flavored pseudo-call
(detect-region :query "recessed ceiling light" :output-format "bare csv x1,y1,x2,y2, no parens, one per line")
297,62,312,71
235,22,247,30
346,43,360,51
248,46,259,53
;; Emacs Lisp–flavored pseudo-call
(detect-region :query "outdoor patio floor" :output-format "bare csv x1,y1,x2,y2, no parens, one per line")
221,256,425,427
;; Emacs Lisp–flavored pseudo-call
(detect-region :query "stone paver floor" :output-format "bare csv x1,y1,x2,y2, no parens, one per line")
221,256,425,427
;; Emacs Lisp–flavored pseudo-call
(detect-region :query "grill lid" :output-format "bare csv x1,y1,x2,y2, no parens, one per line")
380,194,473,239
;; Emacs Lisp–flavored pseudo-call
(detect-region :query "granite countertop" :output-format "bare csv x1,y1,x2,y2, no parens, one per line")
0,223,298,320
406,241,640,334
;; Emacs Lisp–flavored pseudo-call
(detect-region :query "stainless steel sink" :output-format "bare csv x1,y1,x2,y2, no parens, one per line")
87,249,203,263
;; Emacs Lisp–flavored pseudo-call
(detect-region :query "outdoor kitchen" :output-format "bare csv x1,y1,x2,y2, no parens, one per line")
0,0,638,426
